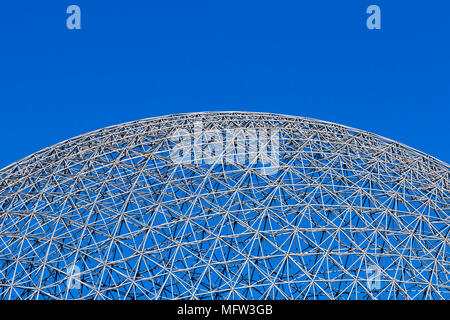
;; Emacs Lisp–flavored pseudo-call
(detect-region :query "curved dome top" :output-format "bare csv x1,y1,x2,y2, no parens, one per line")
2,111,449,173
0,112,448,300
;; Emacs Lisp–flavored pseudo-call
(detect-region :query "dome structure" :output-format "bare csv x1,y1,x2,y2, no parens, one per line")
0,111,448,300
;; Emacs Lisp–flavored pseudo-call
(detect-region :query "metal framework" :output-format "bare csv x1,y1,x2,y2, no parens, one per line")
0,111,448,300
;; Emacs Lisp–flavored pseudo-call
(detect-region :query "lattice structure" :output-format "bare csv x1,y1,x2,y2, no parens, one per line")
0,112,448,300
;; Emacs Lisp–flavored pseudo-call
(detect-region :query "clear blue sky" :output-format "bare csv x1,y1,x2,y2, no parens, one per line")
0,0,449,168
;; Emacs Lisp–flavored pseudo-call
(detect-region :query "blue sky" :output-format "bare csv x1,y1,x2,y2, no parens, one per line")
0,0,449,168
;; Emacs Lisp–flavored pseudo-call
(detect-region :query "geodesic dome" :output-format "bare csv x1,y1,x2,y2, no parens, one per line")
0,112,448,300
